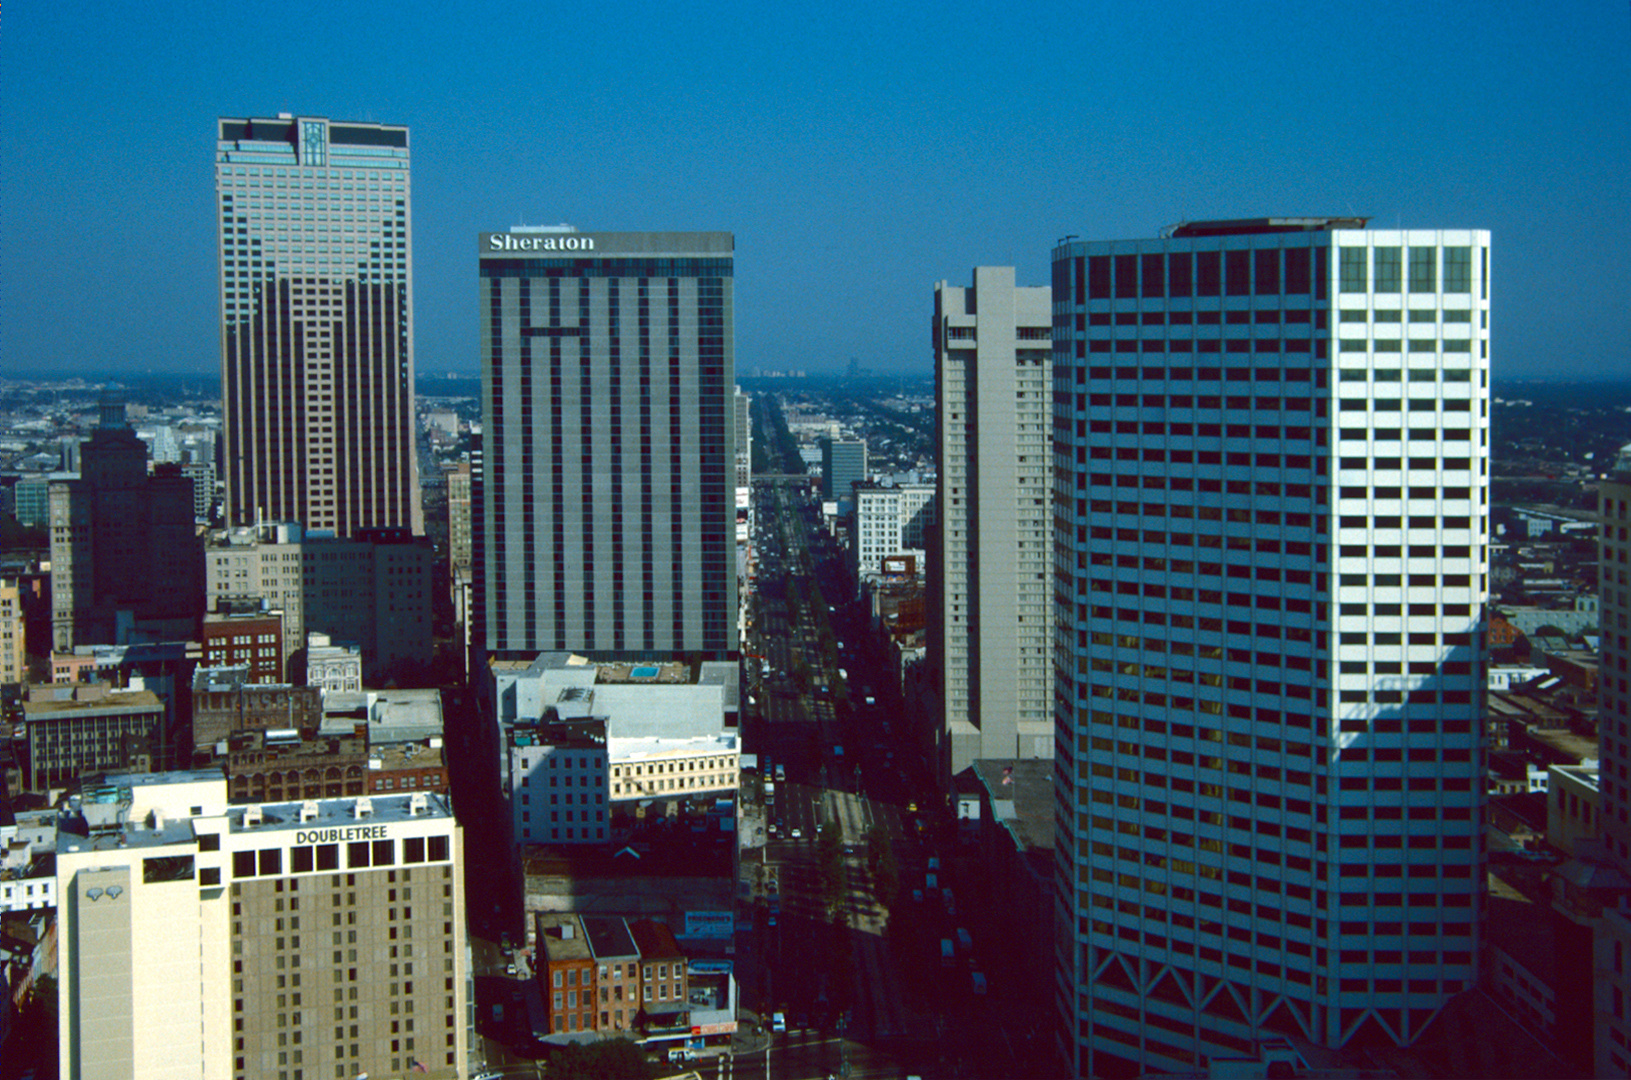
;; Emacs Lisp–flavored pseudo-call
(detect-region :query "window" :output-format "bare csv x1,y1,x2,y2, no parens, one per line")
1443,247,1471,293
1196,251,1221,296
1142,253,1164,297
1284,247,1311,293
1408,247,1437,292
1114,254,1137,298
1339,248,1367,292
1374,247,1402,292
1088,256,1111,299
1225,250,1250,295
1168,252,1192,297
1254,249,1280,294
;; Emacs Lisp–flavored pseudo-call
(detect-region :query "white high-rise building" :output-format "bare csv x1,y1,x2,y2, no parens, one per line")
932,267,1055,779
1051,221,1489,1076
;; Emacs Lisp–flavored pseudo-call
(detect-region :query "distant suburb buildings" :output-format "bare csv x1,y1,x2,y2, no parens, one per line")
216,114,423,536
478,228,736,660
932,267,1055,776
1051,221,1490,1076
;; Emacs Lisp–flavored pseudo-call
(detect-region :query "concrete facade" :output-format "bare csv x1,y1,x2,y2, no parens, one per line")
932,267,1054,778
204,524,433,682
55,772,466,1079
853,482,935,582
1052,223,1490,1075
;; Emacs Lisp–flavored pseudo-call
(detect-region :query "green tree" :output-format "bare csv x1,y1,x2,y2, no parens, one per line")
818,820,846,916
865,824,901,910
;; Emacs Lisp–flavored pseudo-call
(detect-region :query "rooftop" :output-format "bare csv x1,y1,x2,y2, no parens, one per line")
629,917,683,960
23,688,163,717
970,759,1055,855
537,913,592,963
1166,216,1371,237
581,914,639,960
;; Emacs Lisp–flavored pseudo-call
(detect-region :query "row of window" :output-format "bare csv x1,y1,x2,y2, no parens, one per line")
232,835,451,878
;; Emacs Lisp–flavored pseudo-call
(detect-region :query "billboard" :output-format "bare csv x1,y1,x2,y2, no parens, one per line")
684,911,734,939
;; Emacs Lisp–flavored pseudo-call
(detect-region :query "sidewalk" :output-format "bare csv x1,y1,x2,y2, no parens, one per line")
731,1009,772,1055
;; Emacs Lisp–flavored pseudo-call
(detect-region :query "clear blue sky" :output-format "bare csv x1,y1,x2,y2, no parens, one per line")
2,0,1627,379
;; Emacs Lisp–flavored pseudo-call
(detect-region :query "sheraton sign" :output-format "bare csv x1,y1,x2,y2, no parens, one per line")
486,233,595,252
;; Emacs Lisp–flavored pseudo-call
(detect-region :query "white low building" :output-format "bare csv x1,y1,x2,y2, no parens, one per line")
497,654,741,846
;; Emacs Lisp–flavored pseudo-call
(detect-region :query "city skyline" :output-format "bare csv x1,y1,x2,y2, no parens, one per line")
3,1,1628,380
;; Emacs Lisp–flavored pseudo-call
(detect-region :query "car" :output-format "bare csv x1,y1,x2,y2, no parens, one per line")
768,912,778,928
772,1011,787,1033
505,964,517,976
668,1048,698,1064
790,826,802,839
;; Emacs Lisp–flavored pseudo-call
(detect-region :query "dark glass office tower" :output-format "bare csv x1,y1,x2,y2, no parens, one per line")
216,114,422,536
478,229,735,659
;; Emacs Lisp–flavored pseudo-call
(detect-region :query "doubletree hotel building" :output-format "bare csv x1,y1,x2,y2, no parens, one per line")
56,772,467,1080
477,229,736,660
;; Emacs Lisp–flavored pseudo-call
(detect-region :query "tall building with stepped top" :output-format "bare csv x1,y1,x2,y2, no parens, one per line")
216,114,422,536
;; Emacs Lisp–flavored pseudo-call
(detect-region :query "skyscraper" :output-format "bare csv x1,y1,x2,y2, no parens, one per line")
478,228,736,658
820,437,867,503
49,400,202,650
1051,221,1489,1076
931,267,1055,778
216,114,423,536
1593,454,1631,1076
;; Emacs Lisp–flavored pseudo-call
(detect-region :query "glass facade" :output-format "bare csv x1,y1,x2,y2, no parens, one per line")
479,233,736,660
216,115,421,536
